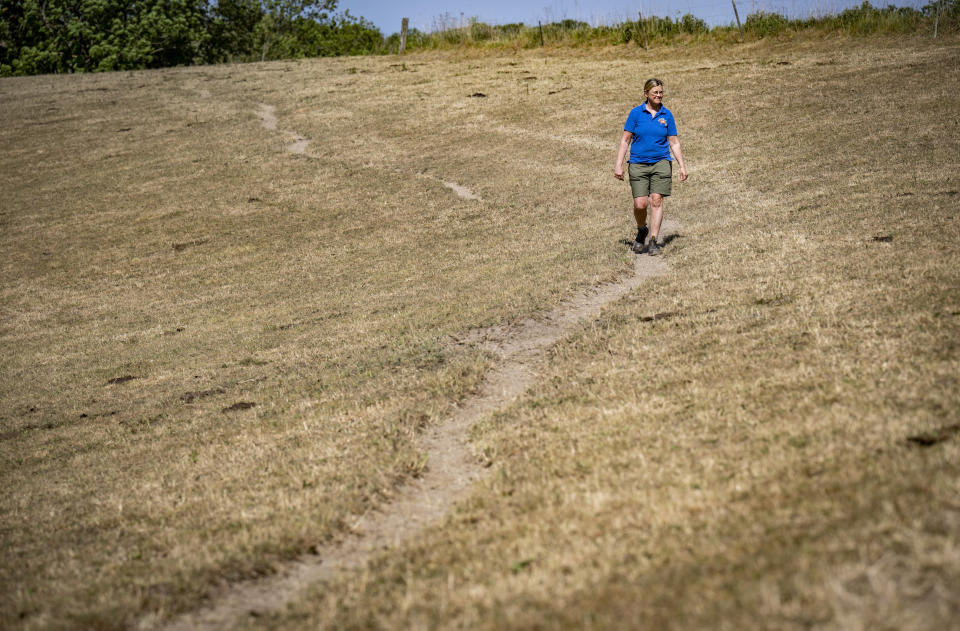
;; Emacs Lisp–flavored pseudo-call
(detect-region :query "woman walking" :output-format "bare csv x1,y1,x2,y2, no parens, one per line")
614,78,688,255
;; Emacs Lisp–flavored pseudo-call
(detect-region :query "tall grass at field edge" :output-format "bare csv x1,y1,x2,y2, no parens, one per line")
386,0,959,52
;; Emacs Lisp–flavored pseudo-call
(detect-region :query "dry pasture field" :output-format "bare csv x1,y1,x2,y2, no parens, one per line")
1,35,959,630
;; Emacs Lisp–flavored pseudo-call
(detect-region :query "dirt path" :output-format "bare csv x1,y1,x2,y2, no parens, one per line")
145,106,676,631
258,103,310,154
441,180,481,200
257,103,481,199
150,240,673,631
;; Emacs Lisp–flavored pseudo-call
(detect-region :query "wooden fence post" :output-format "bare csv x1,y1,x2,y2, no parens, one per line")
399,17,409,54
732,0,744,42
638,10,649,52
933,0,941,38
538,21,544,46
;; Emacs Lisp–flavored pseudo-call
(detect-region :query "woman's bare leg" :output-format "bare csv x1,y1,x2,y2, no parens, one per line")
649,193,664,241
633,196,648,230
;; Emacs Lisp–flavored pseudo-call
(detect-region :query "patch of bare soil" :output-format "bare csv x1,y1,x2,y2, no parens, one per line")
257,103,310,154
257,103,278,131
442,180,481,200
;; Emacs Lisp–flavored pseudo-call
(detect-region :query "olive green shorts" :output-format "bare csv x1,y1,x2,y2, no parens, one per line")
628,160,672,198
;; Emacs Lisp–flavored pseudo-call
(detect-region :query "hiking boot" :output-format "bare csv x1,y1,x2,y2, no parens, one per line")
636,225,649,244
647,239,661,256
631,226,648,253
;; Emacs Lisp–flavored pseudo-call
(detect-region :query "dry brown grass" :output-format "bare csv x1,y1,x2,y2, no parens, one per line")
1,47,629,629
2,35,959,629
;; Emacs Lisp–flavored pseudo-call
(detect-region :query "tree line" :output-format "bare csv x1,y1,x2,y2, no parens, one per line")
0,0,384,75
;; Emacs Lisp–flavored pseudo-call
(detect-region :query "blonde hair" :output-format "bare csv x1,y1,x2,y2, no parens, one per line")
643,78,664,94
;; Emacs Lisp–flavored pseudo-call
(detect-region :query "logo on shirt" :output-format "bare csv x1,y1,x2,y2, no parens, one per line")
657,117,667,126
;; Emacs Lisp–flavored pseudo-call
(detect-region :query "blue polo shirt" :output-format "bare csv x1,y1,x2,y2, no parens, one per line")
624,102,678,163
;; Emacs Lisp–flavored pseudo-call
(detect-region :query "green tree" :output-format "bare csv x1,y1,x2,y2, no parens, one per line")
298,10,382,56
253,0,335,60
1,0,383,75
207,0,264,61
2,0,211,75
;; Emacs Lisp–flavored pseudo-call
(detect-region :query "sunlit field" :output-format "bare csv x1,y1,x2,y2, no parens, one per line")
2,34,958,630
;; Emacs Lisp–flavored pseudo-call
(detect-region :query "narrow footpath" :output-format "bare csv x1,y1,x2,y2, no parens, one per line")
144,104,676,631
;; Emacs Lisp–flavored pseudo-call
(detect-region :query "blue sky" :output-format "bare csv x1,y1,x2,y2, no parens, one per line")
339,0,925,35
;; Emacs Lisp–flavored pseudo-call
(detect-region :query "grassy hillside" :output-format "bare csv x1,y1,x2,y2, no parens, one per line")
2,35,959,629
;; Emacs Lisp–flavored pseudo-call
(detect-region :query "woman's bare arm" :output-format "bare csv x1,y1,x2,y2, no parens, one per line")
668,135,688,181
614,130,633,180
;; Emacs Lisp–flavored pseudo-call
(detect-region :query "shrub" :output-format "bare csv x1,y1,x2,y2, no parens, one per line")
744,11,791,36
830,2,923,34
679,13,709,34
470,20,494,42
497,23,524,37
